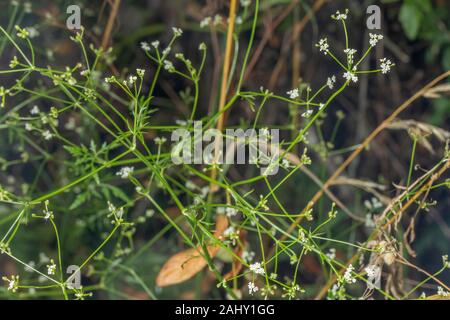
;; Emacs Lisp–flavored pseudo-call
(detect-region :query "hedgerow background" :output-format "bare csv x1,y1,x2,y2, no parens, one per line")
0,0,449,300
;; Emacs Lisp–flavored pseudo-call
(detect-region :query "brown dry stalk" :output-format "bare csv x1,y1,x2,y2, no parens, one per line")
281,70,450,244
101,0,122,49
314,153,450,299
210,0,238,191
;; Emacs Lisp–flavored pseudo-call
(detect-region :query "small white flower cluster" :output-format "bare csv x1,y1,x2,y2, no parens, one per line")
116,166,134,179
154,136,167,145
136,68,145,78
217,207,238,217
43,200,54,220
343,71,358,83
46,259,56,275
364,197,383,211
282,283,303,299
42,130,53,141
364,264,381,289
107,201,125,225
443,255,450,268
249,262,265,275
242,250,255,263
369,33,383,47
2,275,19,292
26,27,39,39
317,38,329,54
248,281,259,295
141,40,160,52
380,58,394,74
126,75,138,87
343,48,357,65
140,41,150,51
104,75,116,83
301,109,313,118
172,27,183,37
163,60,175,72
326,248,336,260
437,286,449,297
327,75,336,89
287,88,299,99
200,17,211,28
223,226,240,246
331,9,349,21
343,264,356,284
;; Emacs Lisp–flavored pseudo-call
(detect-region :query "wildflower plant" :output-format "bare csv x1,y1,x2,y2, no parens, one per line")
0,0,448,301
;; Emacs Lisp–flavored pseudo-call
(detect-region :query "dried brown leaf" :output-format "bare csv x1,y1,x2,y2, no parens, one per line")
156,215,228,287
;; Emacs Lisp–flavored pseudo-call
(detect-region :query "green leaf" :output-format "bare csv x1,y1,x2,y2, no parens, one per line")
399,2,423,40
69,192,88,210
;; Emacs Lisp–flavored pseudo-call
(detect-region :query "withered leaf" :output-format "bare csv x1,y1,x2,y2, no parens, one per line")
155,215,228,287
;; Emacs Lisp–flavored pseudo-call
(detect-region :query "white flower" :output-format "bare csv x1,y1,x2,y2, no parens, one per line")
42,130,53,140
151,40,160,49
343,71,358,83
380,58,394,74
225,207,238,217
116,166,134,179
30,105,40,115
287,88,299,99
343,264,356,284
281,158,292,169
175,119,187,126
241,0,251,7
200,17,211,28
364,265,381,289
248,281,259,295
104,76,116,83
213,15,223,26
140,41,150,51
437,286,449,297
249,262,265,275
47,259,56,275
317,38,329,54
301,109,313,118
25,123,33,131
127,75,138,86
43,209,53,220
327,75,336,89
331,9,349,20
172,27,183,37
2,275,19,292
326,248,336,260
343,48,357,65
223,226,236,237
26,27,39,38
136,68,145,78
443,255,450,268
163,60,174,72
369,33,383,47
154,137,167,145
242,250,255,263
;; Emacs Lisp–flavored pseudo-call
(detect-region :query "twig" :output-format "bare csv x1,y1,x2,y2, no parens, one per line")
101,0,122,50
